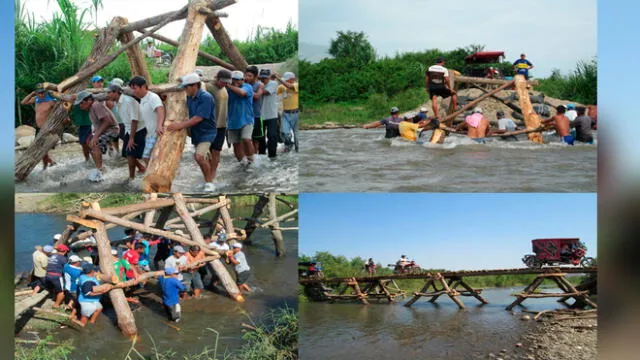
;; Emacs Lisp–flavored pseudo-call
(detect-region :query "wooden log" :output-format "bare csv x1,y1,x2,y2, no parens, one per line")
94,217,138,336
100,199,176,216
244,195,269,243
259,209,298,228
205,14,248,71
555,276,598,308
219,196,236,240
142,1,211,193
143,193,158,227
14,290,34,297
57,224,78,246
517,291,589,298
83,209,219,256
350,279,369,305
15,291,48,320
165,200,228,226
439,276,464,309
117,18,153,85
506,276,545,311
15,18,122,181
136,30,235,70
440,80,516,125
268,193,286,257
455,75,539,86
404,279,434,307
514,75,544,143
457,279,489,304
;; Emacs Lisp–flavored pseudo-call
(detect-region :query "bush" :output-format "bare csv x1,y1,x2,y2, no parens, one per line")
537,59,597,104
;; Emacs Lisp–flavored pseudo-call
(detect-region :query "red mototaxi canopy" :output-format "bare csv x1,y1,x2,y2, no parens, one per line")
464,51,505,63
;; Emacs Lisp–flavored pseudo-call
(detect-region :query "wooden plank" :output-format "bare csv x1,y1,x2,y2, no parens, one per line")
514,74,544,143
118,18,153,85
204,14,247,70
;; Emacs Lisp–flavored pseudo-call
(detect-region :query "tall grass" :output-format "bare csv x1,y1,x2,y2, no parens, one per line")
537,59,597,104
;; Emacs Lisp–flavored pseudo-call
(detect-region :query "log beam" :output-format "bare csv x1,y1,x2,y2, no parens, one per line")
117,18,153,85
268,193,286,257
455,75,539,86
514,74,544,143
205,13,247,70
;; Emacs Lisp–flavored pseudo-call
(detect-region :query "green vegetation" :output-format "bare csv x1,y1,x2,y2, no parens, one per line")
300,30,597,126
15,0,298,128
37,193,144,213
15,337,74,360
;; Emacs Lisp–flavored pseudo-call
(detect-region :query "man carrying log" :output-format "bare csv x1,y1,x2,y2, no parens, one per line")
207,70,232,181
68,101,93,163
75,90,120,180
495,110,519,141
425,57,457,118
259,69,280,159
129,76,165,166
276,72,299,152
107,82,147,181
246,66,266,155
543,105,574,145
164,245,188,283
572,106,596,144
62,255,83,318
30,245,51,295
20,86,58,169
228,243,251,292
227,70,256,164
184,245,206,298
455,107,491,143
76,263,109,326
45,244,70,309
166,72,217,192
362,106,404,138
159,267,186,323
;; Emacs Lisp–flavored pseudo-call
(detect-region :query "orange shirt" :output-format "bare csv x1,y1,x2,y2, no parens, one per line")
186,250,205,272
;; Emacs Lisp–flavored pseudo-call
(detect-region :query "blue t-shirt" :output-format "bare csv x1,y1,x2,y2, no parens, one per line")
187,88,217,145
159,276,186,306
46,253,68,274
63,263,83,292
227,83,254,130
78,274,101,302
35,93,57,104
513,59,533,76
251,81,263,118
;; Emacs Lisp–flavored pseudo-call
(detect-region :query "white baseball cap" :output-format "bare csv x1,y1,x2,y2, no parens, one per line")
231,71,244,80
473,107,483,114
419,107,427,112
179,73,201,88
111,248,118,255
68,255,82,262
282,72,296,81
232,243,242,249
53,234,62,240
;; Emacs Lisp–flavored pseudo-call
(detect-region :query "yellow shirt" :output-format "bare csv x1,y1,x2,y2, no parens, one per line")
277,82,298,110
399,121,420,142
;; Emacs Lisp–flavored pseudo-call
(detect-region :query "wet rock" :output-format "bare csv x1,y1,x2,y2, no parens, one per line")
521,315,531,321
515,342,523,348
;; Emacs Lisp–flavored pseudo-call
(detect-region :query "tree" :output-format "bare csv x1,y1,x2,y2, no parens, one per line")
328,30,376,65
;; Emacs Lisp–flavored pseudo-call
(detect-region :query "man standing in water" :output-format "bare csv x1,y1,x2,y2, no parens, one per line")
425,58,457,118
276,72,299,152
45,244,70,309
494,110,519,141
76,263,108,326
455,107,491,143
206,70,231,180
21,86,57,169
129,76,165,166
228,243,251,292
259,69,280,158
543,105,573,145
363,107,404,138
245,66,266,154
30,245,51,295
572,106,595,144
227,71,256,164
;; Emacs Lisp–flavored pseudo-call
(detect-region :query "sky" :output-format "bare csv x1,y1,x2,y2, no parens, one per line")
299,193,597,270
299,0,596,78
21,0,298,41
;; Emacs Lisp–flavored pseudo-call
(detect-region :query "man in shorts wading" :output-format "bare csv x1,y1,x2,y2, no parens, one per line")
159,267,186,323
245,66,266,154
107,82,147,180
259,68,280,158
129,76,165,165
21,85,57,169
206,70,231,181
75,90,120,179
228,243,251,292
76,263,108,326
425,58,457,118
227,70,255,164
167,72,217,192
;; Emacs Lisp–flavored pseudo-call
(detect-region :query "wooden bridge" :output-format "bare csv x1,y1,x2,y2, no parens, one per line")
300,267,597,311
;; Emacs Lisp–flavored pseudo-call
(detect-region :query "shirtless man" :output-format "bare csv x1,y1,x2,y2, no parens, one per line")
455,107,490,143
543,105,573,145
21,86,57,169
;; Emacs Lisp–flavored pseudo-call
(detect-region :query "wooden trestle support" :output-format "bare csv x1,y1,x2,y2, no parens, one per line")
403,273,488,309
505,272,597,311
304,278,407,305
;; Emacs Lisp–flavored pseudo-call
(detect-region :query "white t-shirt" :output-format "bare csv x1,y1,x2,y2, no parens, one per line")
498,118,517,132
565,110,578,121
139,91,163,138
261,80,279,120
427,64,449,77
118,94,144,134
209,242,230,252
164,255,187,281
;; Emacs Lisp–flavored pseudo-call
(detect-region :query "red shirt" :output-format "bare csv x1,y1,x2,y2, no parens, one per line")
124,249,140,265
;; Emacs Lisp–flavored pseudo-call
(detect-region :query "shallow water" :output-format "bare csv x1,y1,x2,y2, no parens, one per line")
299,129,597,192
15,206,298,359
299,287,568,360
15,140,298,193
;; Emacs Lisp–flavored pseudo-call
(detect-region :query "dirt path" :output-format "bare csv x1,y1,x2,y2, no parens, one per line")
15,193,55,213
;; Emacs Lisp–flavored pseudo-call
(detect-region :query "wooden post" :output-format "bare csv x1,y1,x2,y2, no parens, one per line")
268,193,286,257
404,278,434,307
205,15,248,70
244,195,269,244
440,276,464,309
15,18,122,181
143,0,211,192
93,217,138,336
219,196,236,241
457,279,489,304
143,193,158,227
514,74,544,143
117,18,153,85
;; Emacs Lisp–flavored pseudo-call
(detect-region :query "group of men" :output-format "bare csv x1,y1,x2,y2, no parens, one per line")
30,228,253,325
23,66,299,190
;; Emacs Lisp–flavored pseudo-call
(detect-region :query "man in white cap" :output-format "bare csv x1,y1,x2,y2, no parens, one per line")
426,58,457,119
259,68,280,158
31,245,51,295
164,245,187,282
228,243,251,292
227,70,256,164
129,76,165,166
455,107,490,143
76,90,120,179
107,80,147,180
167,72,217,191
52,233,62,244
63,254,83,316
276,71,299,152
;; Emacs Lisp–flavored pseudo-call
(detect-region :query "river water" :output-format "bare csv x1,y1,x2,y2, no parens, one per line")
15,205,298,359
15,141,298,193
300,287,567,360
299,129,597,192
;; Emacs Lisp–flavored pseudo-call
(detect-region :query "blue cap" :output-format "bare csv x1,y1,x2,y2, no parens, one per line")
165,267,178,275
91,75,104,83
82,263,96,274
567,103,575,109
43,245,54,253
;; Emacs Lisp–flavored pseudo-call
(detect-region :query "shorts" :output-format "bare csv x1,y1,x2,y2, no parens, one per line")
92,132,119,154
576,135,594,144
236,270,251,285
428,85,454,99
122,128,147,159
78,125,92,145
500,135,519,142
228,124,254,144
164,303,181,322
143,135,157,158
44,274,64,293
182,271,204,291
80,301,103,317
210,127,227,151
562,135,575,146
194,142,211,160
65,289,78,303
472,138,486,144
30,275,46,290
384,127,400,139
118,123,125,139
251,117,264,140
